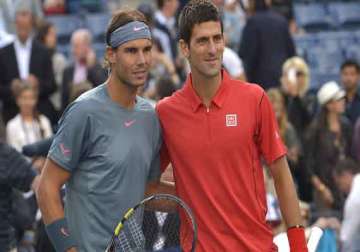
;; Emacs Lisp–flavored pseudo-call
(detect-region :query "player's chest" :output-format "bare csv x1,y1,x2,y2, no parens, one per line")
163,107,256,154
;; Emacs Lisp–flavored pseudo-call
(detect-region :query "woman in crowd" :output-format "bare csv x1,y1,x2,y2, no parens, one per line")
281,56,316,142
36,21,67,111
6,79,53,153
305,81,353,215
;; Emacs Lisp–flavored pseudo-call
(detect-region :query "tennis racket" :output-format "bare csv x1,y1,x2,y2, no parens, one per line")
105,194,197,252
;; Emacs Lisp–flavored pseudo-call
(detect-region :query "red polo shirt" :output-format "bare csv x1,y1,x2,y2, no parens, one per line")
156,71,286,252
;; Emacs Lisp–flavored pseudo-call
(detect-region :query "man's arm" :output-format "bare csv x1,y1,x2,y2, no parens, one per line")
269,156,308,252
37,158,70,224
36,158,77,252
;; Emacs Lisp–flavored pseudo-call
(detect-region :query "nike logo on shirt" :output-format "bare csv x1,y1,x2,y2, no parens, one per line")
124,120,136,127
60,143,71,156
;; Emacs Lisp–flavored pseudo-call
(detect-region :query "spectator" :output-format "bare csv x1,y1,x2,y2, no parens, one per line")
0,1,58,125
143,39,180,100
239,0,295,89
0,0,43,35
154,0,180,62
155,77,177,101
222,46,246,80
6,80,52,152
340,60,360,126
281,56,316,142
0,10,14,48
271,0,297,33
305,81,352,214
36,21,67,111
280,57,316,202
223,0,246,52
0,141,39,252
267,88,301,171
352,118,360,162
333,158,360,252
61,29,107,111
43,0,66,15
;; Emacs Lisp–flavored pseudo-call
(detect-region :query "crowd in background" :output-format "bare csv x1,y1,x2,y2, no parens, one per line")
0,0,360,251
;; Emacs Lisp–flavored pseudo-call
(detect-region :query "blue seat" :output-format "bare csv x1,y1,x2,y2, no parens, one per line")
93,42,106,60
316,31,356,50
294,3,333,32
345,45,360,63
67,0,105,14
293,33,318,59
307,46,344,74
85,13,111,43
328,2,360,29
354,30,360,42
310,71,340,90
47,15,82,45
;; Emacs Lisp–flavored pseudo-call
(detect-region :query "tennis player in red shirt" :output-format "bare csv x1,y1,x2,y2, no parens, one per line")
156,0,308,251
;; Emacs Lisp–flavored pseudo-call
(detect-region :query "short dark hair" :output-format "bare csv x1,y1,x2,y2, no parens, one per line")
157,0,165,9
340,59,360,73
156,77,176,100
105,9,148,48
334,158,360,176
178,0,223,44
36,21,53,44
254,0,269,11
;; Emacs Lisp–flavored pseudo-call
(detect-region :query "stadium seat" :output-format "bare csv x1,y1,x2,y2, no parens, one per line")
307,46,344,74
47,15,83,45
310,71,340,90
85,13,111,43
67,0,106,14
316,31,356,49
93,42,106,61
293,33,318,58
328,2,360,29
294,3,333,32
354,30,360,42
345,45,360,62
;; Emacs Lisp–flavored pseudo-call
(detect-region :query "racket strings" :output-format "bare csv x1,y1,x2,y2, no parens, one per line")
112,197,196,252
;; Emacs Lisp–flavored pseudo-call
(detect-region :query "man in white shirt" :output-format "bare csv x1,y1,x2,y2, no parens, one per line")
222,46,246,81
333,158,360,252
0,1,57,124
154,0,179,61
61,29,107,111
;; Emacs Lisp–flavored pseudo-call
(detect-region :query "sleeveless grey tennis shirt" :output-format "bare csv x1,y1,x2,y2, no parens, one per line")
48,84,161,252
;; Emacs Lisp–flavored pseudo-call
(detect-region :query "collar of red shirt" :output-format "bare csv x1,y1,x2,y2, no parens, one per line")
183,69,231,112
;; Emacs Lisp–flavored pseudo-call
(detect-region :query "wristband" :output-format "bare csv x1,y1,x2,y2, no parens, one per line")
45,218,77,252
287,225,308,252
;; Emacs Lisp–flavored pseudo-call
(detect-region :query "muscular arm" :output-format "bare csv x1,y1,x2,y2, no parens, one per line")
36,158,71,225
269,156,302,227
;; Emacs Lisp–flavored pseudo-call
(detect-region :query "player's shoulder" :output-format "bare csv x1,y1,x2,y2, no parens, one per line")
228,79,265,101
156,88,186,113
66,84,107,114
135,96,157,112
